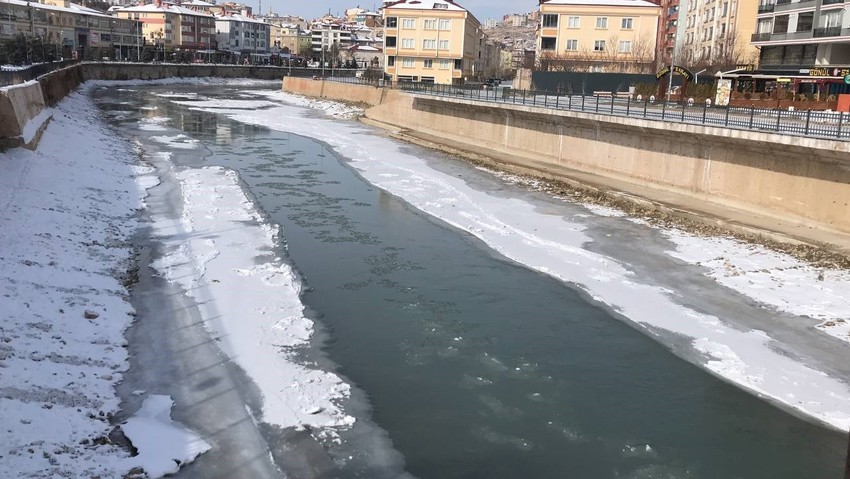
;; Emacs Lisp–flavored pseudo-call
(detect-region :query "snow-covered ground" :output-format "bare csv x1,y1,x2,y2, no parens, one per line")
191,89,850,432
0,91,209,477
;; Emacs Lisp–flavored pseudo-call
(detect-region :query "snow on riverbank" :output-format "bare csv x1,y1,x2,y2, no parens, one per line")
148,165,354,433
662,230,850,343
188,89,850,431
0,90,213,478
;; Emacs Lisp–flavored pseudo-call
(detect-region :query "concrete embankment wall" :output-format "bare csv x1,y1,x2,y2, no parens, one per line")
283,77,850,237
0,81,47,145
0,64,342,149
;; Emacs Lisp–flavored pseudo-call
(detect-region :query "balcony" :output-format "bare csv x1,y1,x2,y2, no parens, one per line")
751,32,772,41
813,26,842,37
774,0,816,12
758,3,775,13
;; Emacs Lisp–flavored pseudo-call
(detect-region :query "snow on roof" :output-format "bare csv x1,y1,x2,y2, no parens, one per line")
215,13,267,24
115,3,214,17
384,0,467,12
7,0,113,18
348,45,382,51
541,0,659,7
183,0,215,5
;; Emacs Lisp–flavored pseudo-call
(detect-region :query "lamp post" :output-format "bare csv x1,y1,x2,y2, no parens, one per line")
135,19,140,61
109,19,114,60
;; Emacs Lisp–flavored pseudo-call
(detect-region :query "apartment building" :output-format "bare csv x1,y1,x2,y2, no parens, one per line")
268,24,311,55
382,0,484,84
216,14,269,53
310,23,353,59
747,0,850,93
0,0,141,58
681,0,758,67
537,0,661,73
115,3,214,51
654,0,682,65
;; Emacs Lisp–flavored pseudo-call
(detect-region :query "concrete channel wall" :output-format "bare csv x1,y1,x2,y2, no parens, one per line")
283,77,850,237
0,63,343,149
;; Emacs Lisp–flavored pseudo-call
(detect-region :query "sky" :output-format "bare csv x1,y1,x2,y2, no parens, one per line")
262,0,539,21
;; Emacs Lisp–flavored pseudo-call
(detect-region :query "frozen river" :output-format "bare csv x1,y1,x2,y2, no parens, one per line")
94,83,848,478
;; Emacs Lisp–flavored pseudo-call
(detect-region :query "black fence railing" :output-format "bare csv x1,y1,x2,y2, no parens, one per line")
0,60,80,87
325,76,850,140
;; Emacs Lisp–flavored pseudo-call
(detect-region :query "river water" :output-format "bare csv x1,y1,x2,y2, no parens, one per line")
94,83,846,479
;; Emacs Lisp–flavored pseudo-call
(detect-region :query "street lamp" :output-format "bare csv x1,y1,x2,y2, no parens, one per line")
135,19,140,61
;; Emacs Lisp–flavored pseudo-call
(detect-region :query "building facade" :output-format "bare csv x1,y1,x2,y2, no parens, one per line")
215,14,269,54
748,0,850,94
0,0,141,59
115,3,214,52
382,0,484,84
653,0,682,66
537,0,661,73
681,0,758,68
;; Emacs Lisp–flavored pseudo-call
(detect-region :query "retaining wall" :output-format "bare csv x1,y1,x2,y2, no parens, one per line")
284,79,850,236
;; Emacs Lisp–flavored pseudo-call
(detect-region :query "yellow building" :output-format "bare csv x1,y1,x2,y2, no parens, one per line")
382,0,484,84
269,25,311,55
537,0,661,73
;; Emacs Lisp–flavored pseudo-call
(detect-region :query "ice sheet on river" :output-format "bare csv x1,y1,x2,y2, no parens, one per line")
182,89,850,431
149,164,355,433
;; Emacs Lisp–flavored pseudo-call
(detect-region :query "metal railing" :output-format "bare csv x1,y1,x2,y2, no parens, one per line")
325,76,850,140
0,60,80,87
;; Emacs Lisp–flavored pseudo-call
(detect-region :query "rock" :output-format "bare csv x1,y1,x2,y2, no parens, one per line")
84,310,99,320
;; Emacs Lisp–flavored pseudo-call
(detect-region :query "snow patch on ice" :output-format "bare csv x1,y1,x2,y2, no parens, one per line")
121,395,211,478
663,229,850,345
149,166,354,434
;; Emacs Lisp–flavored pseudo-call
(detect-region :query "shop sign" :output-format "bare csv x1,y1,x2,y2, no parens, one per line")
807,67,850,77
655,65,695,81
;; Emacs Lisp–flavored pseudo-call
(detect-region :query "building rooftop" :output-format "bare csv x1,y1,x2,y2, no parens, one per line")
383,0,467,12
541,0,659,7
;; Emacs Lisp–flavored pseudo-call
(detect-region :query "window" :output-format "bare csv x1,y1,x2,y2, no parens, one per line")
541,37,556,50
797,12,813,32
454,59,462,70
387,55,395,66
402,57,414,67
439,59,450,69
542,14,558,28
385,36,397,47
772,15,788,34
596,17,607,29
621,17,633,29
386,17,397,28
439,19,451,30
424,19,437,29
401,37,414,48
565,39,578,51
568,16,580,28
619,40,631,53
593,40,605,51
402,18,415,28
438,39,449,50
424,59,433,68
423,39,436,49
